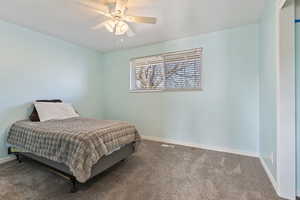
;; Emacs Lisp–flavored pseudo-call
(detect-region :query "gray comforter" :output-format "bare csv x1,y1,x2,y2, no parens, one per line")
7,117,140,183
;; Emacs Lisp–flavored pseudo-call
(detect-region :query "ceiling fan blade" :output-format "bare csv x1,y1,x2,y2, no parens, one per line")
91,21,108,30
126,25,136,37
77,0,108,11
115,0,128,15
124,15,157,24
77,0,111,17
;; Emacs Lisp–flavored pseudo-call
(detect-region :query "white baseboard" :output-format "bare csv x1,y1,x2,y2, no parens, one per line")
0,156,16,165
259,157,279,196
142,135,258,157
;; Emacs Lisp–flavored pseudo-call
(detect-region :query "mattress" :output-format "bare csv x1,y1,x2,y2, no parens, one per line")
7,117,140,182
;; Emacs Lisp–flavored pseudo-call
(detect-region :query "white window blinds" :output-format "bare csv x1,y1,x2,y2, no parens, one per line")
130,48,202,92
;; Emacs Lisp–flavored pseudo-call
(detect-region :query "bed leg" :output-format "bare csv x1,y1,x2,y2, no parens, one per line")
16,153,22,163
70,177,78,193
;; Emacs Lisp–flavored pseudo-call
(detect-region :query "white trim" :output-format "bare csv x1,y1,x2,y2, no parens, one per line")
276,2,281,198
259,157,279,195
0,156,15,165
142,135,258,158
276,1,296,199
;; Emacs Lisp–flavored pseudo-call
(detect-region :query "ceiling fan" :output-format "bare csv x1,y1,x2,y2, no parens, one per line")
78,0,157,37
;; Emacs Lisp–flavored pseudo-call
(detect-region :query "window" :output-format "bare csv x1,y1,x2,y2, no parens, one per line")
130,48,203,92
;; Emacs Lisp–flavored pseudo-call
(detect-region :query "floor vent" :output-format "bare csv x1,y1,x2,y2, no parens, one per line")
161,144,175,148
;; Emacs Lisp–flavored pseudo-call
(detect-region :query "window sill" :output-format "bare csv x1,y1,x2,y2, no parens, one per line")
129,88,203,93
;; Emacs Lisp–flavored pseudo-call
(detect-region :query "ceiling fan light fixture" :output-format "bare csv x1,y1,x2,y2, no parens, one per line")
115,21,129,35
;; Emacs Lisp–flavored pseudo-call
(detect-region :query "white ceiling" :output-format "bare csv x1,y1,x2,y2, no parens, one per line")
0,0,265,52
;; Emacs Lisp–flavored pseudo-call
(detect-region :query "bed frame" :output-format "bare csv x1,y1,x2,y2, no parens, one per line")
8,142,135,193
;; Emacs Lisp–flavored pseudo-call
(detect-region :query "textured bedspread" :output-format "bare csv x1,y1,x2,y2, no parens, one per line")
7,117,140,183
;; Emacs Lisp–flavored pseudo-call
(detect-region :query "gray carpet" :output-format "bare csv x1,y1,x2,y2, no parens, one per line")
0,140,282,200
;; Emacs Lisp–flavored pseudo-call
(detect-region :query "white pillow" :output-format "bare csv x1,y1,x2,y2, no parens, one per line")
34,102,79,122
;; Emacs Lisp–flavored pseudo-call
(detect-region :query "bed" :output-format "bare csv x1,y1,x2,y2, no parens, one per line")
6,105,140,192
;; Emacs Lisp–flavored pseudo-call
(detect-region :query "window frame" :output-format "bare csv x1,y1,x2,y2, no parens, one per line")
129,48,203,93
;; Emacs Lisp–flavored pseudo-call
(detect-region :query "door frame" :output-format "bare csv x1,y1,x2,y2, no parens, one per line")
276,0,296,199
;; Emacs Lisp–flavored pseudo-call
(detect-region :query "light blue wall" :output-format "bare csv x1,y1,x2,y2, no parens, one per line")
102,24,259,155
258,0,277,180
0,20,103,158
